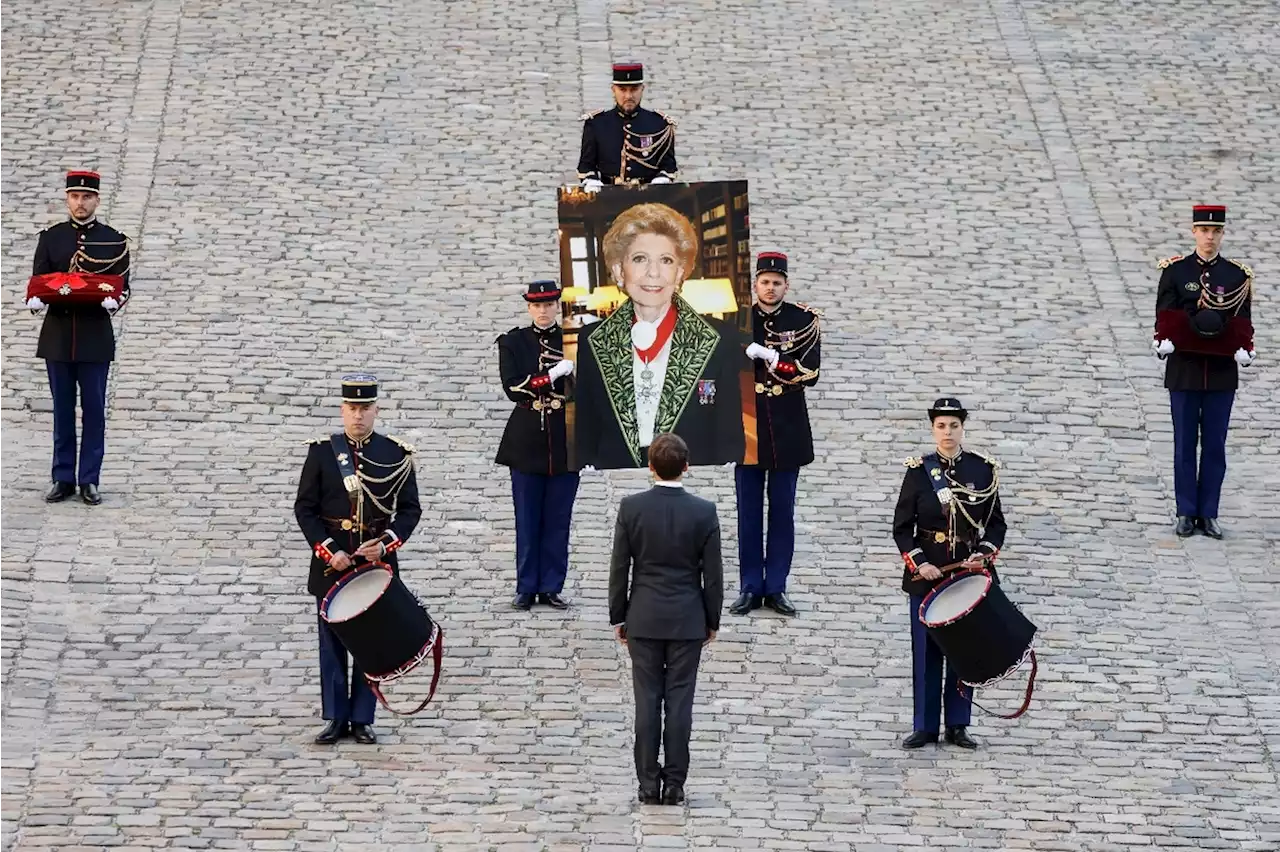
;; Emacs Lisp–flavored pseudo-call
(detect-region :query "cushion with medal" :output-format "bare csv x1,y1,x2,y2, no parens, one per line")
1155,309,1252,357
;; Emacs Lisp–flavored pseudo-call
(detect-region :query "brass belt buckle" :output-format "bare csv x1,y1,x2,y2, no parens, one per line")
341,519,355,531
754,382,765,394
934,532,946,543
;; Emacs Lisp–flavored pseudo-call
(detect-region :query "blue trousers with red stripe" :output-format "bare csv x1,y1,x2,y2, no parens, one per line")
46,360,110,486
510,470,580,595
910,594,972,733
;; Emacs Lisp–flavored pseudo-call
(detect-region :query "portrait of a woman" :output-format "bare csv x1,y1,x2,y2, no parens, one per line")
574,202,746,469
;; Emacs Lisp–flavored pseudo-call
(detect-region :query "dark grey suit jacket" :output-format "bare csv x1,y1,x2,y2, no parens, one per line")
608,484,723,640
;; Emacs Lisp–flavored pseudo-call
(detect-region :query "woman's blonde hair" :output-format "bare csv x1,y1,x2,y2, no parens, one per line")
601,203,699,277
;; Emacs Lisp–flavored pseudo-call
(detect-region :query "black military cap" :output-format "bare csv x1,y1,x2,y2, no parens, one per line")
1192,204,1226,226
756,251,788,278
341,373,378,404
928,397,968,422
66,170,100,194
523,279,562,303
1191,309,1225,338
612,62,644,85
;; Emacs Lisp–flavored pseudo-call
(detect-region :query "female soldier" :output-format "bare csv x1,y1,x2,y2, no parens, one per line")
892,397,1006,750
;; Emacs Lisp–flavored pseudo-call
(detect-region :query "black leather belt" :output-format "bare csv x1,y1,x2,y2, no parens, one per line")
323,516,389,534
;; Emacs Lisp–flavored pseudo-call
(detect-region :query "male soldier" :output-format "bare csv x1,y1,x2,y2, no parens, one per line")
496,280,580,611
1151,204,1255,539
28,170,131,505
577,62,678,189
294,374,422,744
730,252,821,618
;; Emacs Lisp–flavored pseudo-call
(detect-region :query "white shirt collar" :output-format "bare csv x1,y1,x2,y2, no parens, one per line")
654,480,684,488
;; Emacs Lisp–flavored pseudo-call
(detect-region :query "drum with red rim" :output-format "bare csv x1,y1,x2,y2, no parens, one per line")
920,569,1036,688
320,563,443,715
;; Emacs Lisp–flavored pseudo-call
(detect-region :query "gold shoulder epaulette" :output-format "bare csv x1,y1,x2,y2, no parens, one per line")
582,108,607,122
972,450,1001,469
389,435,416,454
793,302,824,319
306,437,326,446
1157,254,1183,270
903,456,923,468
1226,258,1254,279
655,110,676,127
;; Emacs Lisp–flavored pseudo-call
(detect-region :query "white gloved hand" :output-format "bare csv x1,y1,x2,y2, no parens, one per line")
1234,348,1256,367
26,297,46,311
650,175,673,185
548,359,575,380
722,461,737,469
101,297,119,311
579,465,597,475
745,343,780,366
582,178,603,192
1153,339,1174,357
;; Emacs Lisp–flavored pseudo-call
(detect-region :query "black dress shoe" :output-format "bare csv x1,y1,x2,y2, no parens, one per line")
538,593,570,609
314,720,349,744
660,783,685,805
1174,516,1196,537
901,730,939,749
45,482,75,503
638,786,660,805
1202,517,1223,539
945,726,978,750
764,592,797,617
350,723,377,744
512,593,534,610
728,592,762,615
80,484,102,505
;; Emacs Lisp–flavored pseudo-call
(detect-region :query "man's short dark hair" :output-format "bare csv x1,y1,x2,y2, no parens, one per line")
649,433,689,480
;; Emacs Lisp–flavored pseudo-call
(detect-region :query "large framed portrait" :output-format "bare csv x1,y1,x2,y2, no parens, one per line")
555,181,758,470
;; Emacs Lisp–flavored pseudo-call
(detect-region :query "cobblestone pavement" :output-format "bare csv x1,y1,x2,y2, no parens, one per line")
3,0,1278,849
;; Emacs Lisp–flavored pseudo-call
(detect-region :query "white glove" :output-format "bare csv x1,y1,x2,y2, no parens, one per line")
579,465,597,474
26,297,46,311
745,343,780,366
582,178,603,192
1153,339,1174,357
722,461,737,469
1234,348,1256,367
548,360,575,380
102,297,119,311
650,175,673,185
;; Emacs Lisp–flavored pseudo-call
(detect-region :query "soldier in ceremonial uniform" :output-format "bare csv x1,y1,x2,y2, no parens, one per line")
1151,204,1255,539
294,375,421,744
729,252,821,618
577,62,678,189
892,398,1006,751
28,170,131,505
495,281,580,611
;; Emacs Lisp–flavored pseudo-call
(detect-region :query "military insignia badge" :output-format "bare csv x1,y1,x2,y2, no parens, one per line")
697,379,717,405
1184,282,1199,291
337,453,349,463
930,468,942,479
936,487,954,505
640,136,653,149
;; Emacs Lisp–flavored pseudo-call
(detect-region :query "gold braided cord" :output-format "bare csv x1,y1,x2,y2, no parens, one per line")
1197,276,1251,315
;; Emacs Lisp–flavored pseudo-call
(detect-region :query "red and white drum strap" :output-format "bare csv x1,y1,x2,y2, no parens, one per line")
959,649,1038,720
366,625,444,717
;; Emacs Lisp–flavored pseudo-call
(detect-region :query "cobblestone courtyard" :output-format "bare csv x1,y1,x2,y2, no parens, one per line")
3,0,1279,849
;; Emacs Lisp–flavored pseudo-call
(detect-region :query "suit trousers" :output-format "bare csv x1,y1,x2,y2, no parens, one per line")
909,594,971,732
317,611,376,725
735,465,800,595
627,637,703,789
510,470,580,595
46,360,110,486
1169,390,1235,518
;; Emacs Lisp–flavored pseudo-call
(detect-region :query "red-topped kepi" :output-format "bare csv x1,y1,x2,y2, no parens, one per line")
1192,204,1226,226
65,170,100,194
755,251,788,278
612,62,644,85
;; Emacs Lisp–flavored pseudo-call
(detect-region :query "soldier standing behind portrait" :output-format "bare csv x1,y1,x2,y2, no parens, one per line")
28,170,131,505
729,252,821,619
1151,204,1255,540
294,374,421,745
495,281,581,611
577,62,678,189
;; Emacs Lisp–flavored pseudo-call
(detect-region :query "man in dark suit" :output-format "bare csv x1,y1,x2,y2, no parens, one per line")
608,433,722,806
